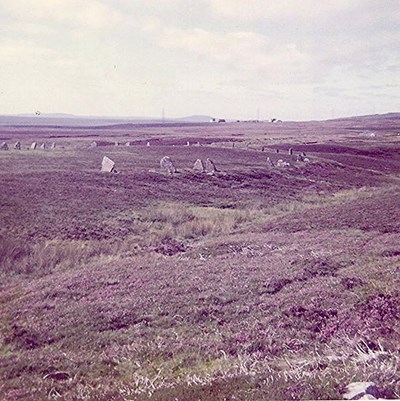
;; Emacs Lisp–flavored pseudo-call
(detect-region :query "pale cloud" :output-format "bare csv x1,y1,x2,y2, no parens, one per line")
0,0,398,120
0,0,123,31
207,0,361,21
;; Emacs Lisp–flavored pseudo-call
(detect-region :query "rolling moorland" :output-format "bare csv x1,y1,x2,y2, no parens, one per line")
0,114,399,400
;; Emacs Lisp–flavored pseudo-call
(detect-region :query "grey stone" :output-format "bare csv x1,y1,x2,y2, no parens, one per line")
50,142,56,149
186,141,190,146
40,143,46,150
30,142,37,150
266,157,275,167
146,142,150,147
125,142,131,146
90,141,97,147
101,156,116,173
193,159,205,172
114,141,119,146
1,142,9,150
276,159,290,167
296,154,305,162
205,158,217,175
14,141,21,150
160,156,176,174
289,148,293,155
343,382,382,400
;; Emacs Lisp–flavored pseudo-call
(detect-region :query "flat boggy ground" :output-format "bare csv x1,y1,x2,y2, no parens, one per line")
0,116,399,400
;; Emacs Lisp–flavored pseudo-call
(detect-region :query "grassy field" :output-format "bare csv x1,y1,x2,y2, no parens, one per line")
1,117,399,400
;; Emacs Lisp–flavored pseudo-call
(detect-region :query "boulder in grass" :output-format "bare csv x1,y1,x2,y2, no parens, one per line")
50,142,56,149
266,157,275,168
205,158,217,175
90,141,97,148
125,142,131,146
14,141,21,150
1,142,8,150
160,156,177,174
343,382,382,400
276,159,290,168
193,159,205,172
101,156,116,173
40,143,46,150
30,142,37,150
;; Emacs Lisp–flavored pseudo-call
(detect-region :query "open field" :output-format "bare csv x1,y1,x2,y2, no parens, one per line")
1,115,400,400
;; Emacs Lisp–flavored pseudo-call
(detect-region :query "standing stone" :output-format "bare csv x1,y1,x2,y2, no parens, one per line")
205,158,217,175
160,156,176,174
125,142,131,146
296,154,304,162
101,156,116,172
289,148,293,155
0,142,9,150
261,146,265,152
50,142,56,149
193,159,205,172
90,141,97,148
302,151,306,157
266,157,275,167
186,141,190,146
146,142,150,147
40,143,46,150
276,149,279,153
14,141,21,150
114,141,119,147
232,142,235,148
30,142,37,150
197,141,201,146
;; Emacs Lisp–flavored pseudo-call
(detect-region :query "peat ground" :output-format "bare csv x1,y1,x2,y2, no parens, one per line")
0,116,399,400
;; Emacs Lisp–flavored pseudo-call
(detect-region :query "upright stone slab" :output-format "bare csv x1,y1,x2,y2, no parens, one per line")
125,142,131,146
193,159,205,172
0,142,9,150
30,142,37,150
205,158,217,175
40,143,46,150
101,156,116,172
288,148,293,155
160,156,176,174
266,157,275,167
186,141,190,146
14,141,21,150
114,141,119,146
146,142,150,147
50,142,56,149
90,141,97,148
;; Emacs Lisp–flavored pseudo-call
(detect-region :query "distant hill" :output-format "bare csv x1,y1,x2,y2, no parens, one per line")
175,115,213,123
0,112,398,127
327,112,400,122
0,113,214,127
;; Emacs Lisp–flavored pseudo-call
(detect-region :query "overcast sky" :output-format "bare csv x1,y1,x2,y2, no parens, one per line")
0,0,399,120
